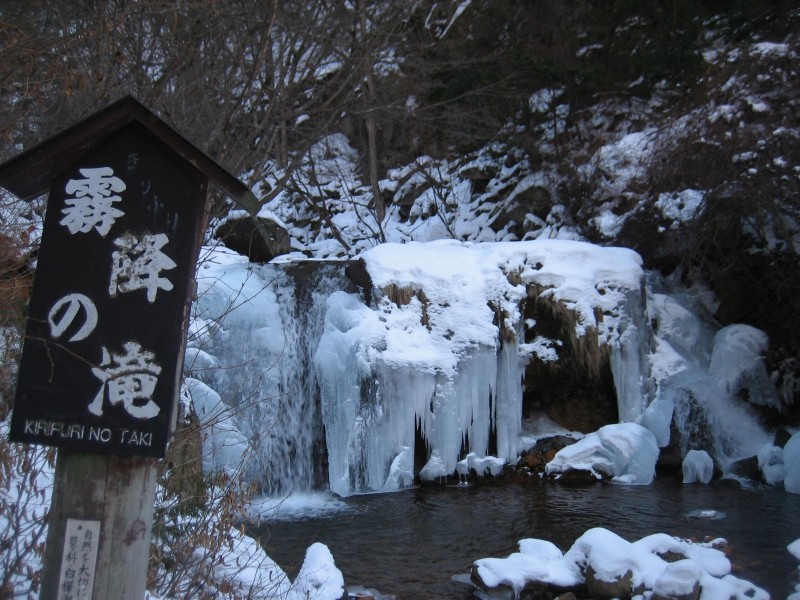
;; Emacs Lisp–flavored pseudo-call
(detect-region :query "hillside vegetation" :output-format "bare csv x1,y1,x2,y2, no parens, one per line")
4,0,797,412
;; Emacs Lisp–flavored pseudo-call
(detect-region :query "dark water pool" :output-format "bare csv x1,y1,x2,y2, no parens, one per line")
249,478,800,599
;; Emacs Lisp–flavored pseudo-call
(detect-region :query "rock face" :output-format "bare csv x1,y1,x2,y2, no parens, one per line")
522,284,620,433
214,214,290,262
518,435,576,473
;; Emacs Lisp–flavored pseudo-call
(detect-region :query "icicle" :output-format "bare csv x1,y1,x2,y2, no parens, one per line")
610,286,653,423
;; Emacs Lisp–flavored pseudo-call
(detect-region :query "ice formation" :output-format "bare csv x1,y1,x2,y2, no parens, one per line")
682,449,714,484
545,423,658,484
783,431,800,494
187,248,334,493
186,241,781,497
315,240,645,495
642,281,773,471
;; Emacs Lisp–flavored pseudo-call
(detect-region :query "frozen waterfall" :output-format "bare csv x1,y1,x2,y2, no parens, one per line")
185,241,780,498
641,275,774,470
187,250,337,494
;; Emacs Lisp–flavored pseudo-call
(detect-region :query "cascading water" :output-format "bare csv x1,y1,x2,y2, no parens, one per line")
187,253,346,495
640,274,774,470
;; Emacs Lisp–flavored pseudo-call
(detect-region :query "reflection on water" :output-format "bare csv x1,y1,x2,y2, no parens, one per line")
249,479,800,599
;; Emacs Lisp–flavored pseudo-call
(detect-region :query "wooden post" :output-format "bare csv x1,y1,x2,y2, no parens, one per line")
40,452,157,599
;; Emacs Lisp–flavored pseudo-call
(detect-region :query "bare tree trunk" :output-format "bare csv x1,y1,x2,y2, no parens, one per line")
358,0,386,233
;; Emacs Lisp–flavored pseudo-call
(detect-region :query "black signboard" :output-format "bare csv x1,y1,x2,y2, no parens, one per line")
9,122,207,457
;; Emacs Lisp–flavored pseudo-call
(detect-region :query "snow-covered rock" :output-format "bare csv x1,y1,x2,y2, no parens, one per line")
757,444,785,486
290,542,346,600
184,377,250,476
783,432,800,494
682,449,714,484
545,423,658,484
471,528,767,600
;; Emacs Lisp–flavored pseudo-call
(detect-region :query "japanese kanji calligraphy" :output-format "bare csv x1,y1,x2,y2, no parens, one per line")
89,342,162,419
56,519,99,600
10,122,208,457
60,167,126,237
109,232,176,303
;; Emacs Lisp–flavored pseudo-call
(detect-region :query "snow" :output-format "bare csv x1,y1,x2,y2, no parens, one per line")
750,41,796,59
655,189,705,226
652,559,704,597
361,239,643,350
588,129,656,198
291,543,346,600
757,444,785,486
545,423,658,485
184,377,250,476
789,538,800,560
783,431,800,494
682,449,714,484
456,452,505,478
789,539,800,600
205,528,294,600
472,528,767,600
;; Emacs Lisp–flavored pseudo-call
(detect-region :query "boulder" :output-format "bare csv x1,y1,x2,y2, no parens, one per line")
585,565,637,599
470,555,550,599
728,455,762,483
650,559,703,600
518,435,576,472
214,213,290,262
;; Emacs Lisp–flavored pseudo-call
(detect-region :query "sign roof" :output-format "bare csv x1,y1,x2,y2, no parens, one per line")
0,96,258,212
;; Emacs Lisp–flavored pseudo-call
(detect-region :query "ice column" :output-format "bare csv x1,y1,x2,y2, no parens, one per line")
610,285,653,423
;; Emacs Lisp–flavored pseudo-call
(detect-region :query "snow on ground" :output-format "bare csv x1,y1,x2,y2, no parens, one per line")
789,538,800,600
472,527,768,600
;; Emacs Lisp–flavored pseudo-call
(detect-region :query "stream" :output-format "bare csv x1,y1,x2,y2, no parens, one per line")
250,478,800,599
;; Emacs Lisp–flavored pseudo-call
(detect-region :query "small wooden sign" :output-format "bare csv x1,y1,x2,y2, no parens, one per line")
57,519,100,600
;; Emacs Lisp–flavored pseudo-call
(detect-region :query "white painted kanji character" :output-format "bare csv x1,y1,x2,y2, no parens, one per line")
61,167,126,237
88,342,161,419
47,293,98,342
109,232,176,303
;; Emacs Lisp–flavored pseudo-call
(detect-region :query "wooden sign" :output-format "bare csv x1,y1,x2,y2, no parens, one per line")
9,122,206,457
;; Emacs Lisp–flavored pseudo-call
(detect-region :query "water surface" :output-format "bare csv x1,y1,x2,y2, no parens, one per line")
250,478,800,599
